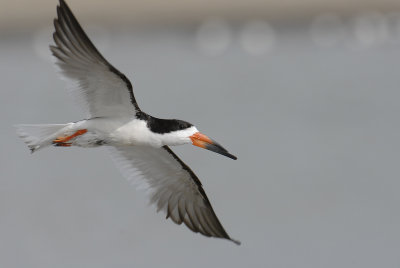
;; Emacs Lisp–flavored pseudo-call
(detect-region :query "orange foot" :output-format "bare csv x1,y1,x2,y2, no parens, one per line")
53,129,87,147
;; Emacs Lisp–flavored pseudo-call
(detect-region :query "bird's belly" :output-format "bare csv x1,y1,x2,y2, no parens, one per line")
64,118,126,147
71,131,108,147
66,118,162,148
108,130,162,147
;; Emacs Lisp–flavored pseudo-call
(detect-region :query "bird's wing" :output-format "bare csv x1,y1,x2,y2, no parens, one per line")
50,0,139,117
108,145,240,245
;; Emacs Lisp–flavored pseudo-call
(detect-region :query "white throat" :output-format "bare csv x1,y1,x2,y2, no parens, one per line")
160,126,199,146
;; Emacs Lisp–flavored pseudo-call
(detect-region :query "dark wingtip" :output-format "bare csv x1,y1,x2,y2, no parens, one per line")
230,238,241,245
59,0,66,7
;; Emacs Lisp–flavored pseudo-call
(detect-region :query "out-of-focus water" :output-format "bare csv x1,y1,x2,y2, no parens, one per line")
1,22,400,267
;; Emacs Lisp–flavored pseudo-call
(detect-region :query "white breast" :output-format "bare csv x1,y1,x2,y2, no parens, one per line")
108,120,156,146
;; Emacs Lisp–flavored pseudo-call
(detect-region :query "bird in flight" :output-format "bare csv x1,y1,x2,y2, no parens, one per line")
16,0,239,245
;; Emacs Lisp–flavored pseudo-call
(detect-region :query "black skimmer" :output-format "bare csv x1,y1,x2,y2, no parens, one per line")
16,0,240,245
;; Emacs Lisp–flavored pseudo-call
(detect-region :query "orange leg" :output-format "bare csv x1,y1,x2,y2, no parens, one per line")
53,129,87,146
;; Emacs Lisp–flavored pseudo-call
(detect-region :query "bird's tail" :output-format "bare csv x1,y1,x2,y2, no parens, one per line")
15,124,70,153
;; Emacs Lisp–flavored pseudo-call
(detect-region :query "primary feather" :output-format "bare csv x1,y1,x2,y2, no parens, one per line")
50,0,139,117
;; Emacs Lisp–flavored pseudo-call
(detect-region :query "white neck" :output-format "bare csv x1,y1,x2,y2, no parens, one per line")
159,126,199,146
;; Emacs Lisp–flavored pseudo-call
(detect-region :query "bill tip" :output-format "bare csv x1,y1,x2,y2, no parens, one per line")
227,153,237,160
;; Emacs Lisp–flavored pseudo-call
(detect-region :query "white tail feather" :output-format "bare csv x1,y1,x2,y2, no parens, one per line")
15,124,69,152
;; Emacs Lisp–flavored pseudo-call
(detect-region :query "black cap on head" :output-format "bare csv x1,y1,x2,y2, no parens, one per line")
146,116,193,134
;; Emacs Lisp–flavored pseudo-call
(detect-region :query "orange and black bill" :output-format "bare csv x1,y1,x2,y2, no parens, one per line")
190,132,237,160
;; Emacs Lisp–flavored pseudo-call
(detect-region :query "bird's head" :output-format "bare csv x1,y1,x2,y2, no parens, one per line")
158,119,237,160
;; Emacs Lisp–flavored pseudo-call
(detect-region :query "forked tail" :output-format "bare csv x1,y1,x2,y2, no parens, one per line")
15,124,69,153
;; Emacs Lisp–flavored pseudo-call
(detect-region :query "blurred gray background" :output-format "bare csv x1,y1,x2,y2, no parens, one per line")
2,0,400,267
